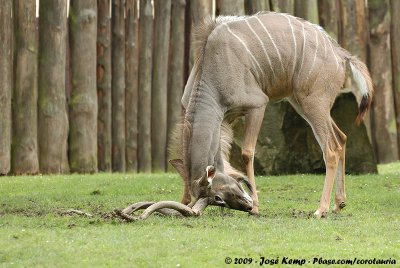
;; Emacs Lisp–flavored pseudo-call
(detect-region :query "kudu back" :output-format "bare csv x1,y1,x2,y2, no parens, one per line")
170,12,373,217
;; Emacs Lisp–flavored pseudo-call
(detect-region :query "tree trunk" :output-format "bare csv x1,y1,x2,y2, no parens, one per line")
138,0,153,172
217,0,245,15
391,0,400,160
167,0,186,169
369,0,398,163
38,0,69,174
151,0,171,172
295,0,319,24
0,0,12,175
318,0,339,39
69,0,98,173
125,0,139,172
111,0,126,172
97,0,112,171
12,0,39,175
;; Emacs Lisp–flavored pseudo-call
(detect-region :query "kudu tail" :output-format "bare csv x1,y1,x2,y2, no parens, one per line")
347,57,374,125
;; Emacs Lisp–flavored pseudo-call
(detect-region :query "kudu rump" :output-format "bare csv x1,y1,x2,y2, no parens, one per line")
127,12,373,220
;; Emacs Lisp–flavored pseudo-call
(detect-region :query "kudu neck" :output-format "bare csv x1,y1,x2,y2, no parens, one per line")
184,83,225,184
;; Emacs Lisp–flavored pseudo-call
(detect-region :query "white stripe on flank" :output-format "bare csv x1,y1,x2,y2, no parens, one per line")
321,32,327,58
245,19,276,79
305,28,319,84
297,23,306,79
254,16,285,72
328,38,339,71
284,15,297,76
225,24,265,78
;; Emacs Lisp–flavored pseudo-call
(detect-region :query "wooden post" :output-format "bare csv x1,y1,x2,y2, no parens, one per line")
391,0,400,160
295,0,319,24
0,0,12,175
12,0,39,174
138,0,153,172
125,0,139,172
217,0,245,15
318,0,339,39
369,0,398,163
338,0,372,141
152,0,171,171
97,0,112,171
69,0,98,173
111,0,126,172
270,0,293,14
38,0,69,174
246,0,270,14
189,0,213,70
167,0,186,168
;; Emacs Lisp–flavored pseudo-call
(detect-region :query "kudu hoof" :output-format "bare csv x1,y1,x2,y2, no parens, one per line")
333,202,346,214
313,209,328,219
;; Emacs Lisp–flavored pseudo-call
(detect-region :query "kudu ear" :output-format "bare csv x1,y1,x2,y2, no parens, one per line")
206,165,216,182
198,165,216,187
169,159,187,179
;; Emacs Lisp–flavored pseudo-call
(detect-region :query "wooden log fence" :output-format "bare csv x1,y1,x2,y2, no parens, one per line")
0,0,399,175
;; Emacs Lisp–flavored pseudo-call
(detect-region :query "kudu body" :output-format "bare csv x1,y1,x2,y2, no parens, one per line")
170,12,373,218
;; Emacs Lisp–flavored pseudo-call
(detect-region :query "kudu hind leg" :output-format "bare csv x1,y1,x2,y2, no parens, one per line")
242,106,266,215
332,120,347,213
290,97,342,218
312,120,344,218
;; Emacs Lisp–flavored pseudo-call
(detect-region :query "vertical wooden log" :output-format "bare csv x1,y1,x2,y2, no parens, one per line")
138,0,153,172
151,0,171,172
167,0,186,165
12,0,39,174
69,0,98,173
0,0,12,175
318,0,339,39
270,0,293,14
97,0,112,171
125,0,139,172
111,0,126,172
190,0,213,24
369,0,398,163
38,0,69,174
245,0,269,14
294,0,319,24
339,0,368,62
189,0,212,70
339,0,371,141
217,0,245,15
391,0,400,160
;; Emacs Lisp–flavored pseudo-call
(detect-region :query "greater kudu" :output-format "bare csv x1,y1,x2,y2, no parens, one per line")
169,12,373,218
124,12,373,221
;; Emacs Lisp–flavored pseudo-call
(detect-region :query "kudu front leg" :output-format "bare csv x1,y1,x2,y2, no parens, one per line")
242,106,266,215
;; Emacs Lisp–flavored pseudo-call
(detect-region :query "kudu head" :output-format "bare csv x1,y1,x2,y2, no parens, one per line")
170,159,253,212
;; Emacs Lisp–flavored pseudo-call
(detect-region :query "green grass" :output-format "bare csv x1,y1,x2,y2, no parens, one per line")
0,163,399,267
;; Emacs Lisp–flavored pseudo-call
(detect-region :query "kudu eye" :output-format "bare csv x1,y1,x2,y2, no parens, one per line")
214,195,224,203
